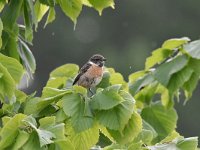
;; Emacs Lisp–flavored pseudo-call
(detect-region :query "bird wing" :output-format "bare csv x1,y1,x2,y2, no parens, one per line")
72,62,92,85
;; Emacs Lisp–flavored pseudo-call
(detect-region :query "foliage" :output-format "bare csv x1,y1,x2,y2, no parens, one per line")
0,1,199,150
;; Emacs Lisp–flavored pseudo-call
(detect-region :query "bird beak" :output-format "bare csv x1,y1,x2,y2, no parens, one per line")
103,58,106,61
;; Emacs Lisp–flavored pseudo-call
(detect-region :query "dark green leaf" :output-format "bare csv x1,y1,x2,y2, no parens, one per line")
129,73,155,96
39,0,55,6
153,55,188,86
108,111,142,144
63,93,94,132
1,0,23,34
23,1,33,42
141,103,178,141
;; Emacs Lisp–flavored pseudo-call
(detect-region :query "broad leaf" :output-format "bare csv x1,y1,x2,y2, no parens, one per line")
11,131,30,150
0,114,27,149
0,53,24,83
96,91,135,130
58,0,82,24
1,0,23,34
129,73,155,96
91,85,124,110
63,93,94,132
162,37,190,50
108,111,142,144
66,121,99,150
34,0,49,22
145,48,172,70
50,64,79,78
153,55,188,86
88,0,115,15
141,103,178,141
183,39,200,59
0,63,15,100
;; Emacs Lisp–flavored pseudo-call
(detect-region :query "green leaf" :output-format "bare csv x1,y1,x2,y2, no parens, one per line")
141,103,178,141
0,114,27,149
153,55,188,86
11,131,30,150
66,121,99,150
128,70,146,83
54,140,75,150
58,0,82,24
23,115,56,147
183,39,200,59
63,93,94,132
167,66,193,94
0,63,15,100
19,39,36,75
23,1,33,42
91,85,124,110
34,0,49,22
0,0,6,12
26,0,37,29
0,18,3,48
50,64,79,78
108,111,142,144
0,53,24,83
129,73,155,96
96,91,135,130
88,0,115,15
162,37,190,50
145,48,173,70
1,0,23,34
147,137,198,150
39,0,55,6
44,7,56,27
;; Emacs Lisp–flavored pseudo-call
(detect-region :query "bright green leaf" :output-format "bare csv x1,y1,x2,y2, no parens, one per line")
141,103,178,141
34,0,49,22
58,0,82,24
66,121,99,150
0,114,27,149
0,63,15,100
11,131,30,150
88,0,115,15
145,48,173,70
44,7,56,27
0,0,6,12
0,53,24,83
50,64,79,78
162,37,190,50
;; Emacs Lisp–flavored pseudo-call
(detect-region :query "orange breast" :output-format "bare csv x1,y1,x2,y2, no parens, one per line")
86,64,103,77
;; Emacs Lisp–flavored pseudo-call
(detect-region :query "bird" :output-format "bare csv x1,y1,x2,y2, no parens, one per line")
72,54,106,94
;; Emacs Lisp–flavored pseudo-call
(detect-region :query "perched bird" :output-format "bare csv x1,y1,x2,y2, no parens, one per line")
73,54,106,93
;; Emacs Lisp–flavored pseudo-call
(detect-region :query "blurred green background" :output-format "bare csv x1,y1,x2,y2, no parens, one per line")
24,0,200,142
